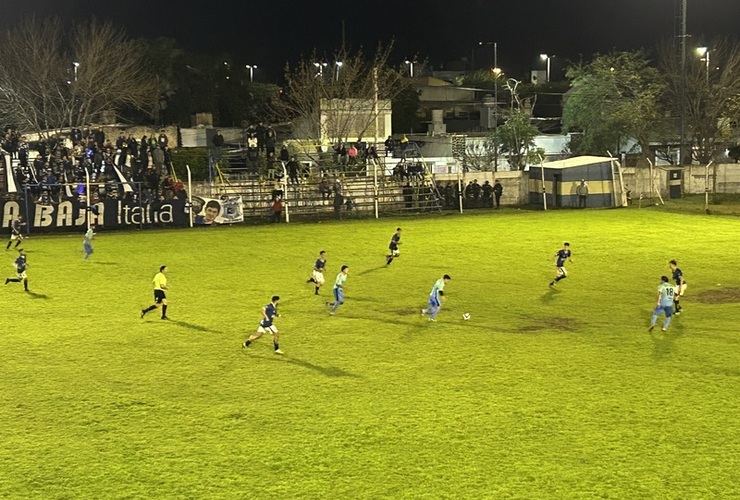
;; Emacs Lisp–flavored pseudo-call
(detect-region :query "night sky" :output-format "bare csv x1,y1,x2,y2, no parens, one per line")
1,0,738,79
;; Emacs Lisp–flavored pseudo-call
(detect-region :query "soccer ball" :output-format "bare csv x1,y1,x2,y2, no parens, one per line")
462,313,471,320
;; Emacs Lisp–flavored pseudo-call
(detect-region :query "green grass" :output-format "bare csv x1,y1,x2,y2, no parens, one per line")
1,209,739,499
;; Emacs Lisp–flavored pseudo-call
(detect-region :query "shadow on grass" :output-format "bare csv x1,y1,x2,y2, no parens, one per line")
265,355,362,379
650,320,686,360
169,319,222,334
91,261,120,266
540,287,561,304
349,295,383,304
25,291,50,300
356,266,387,277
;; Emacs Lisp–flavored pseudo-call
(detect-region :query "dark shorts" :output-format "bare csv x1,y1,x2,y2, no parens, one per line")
154,289,166,304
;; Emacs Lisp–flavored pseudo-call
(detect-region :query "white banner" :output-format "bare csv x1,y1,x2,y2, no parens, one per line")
191,195,244,225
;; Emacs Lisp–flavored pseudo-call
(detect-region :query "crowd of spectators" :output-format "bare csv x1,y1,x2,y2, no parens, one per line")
1,126,186,205
435,179,504,209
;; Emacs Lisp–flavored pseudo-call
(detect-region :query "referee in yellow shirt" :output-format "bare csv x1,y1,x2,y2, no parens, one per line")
141,265,169,320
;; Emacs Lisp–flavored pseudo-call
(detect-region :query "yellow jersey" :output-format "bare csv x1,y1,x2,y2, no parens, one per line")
153,272,167,290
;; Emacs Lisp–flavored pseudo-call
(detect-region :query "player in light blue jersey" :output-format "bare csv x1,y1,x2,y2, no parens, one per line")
421,274,451,321
83,225,95,260
326,265,349,315
649,276,675,332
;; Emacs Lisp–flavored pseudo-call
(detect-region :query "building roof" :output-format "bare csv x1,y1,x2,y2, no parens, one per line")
542,155,616,169
416,76,453,87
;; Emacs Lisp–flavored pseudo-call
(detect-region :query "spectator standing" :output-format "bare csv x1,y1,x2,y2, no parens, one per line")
576,180,589,208
256,122,267,153
265,128,276,160
151,147,165,175
212,129,225,161
333,190,344,219
471,179,481,208
70,127,82,146
287,156,301,185
271,196,284,223
279,144,290,163
158,130,169,149
482,181,493,208
93,128,105,148
384,136,395,157
493,179,504,208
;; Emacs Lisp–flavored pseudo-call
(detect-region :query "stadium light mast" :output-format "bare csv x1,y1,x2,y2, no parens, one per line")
539,54,551,82
696,46,709,83
245,64,257,82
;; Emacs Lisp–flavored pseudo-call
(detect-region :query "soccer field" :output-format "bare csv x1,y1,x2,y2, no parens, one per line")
1,209,739,499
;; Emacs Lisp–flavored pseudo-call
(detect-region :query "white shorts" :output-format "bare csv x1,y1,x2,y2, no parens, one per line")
257,325,278,335
16,271,27,279
312,270,325,284
389,249,400,257
675,284,687,296
557,266,567,277
10,234,22,241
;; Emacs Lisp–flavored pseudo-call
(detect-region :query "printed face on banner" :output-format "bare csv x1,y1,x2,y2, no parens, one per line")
192,196,243,225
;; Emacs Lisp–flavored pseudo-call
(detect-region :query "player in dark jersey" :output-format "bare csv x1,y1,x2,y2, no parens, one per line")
5,248,28,291
549,242,573,287
6,216,24,250
385,227,402,266
243,296,283,354
669,259,686,314
306,250,327,295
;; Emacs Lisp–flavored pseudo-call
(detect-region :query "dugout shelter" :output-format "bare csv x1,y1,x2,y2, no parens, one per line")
528,155,626,208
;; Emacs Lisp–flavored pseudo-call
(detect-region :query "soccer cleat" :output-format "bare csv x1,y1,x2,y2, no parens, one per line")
428,318,436,322
648,325,654,332
421,309,426,316
161,316,169,320
549,282,555,287
329,311,335,316
140,309,146,318
242,341,249,348
661,328,667,332
274,349,285,355
4,278,8,285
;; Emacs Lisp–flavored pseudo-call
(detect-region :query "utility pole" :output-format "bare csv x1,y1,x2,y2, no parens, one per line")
679,0,687,165
493,42,499,171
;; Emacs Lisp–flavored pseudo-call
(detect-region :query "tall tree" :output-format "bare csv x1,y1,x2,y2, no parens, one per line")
660,37,740,164
279,44,410,151
562,51,666,159
491,79,541,170
0,17,158,136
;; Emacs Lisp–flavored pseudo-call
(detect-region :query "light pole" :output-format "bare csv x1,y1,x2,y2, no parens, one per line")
313,62,327,78
539,54,551,83
72,61,80,82
245,64,257,82
696,47,709,83
478,41,497,70
404,59,414,77
679,0,687,165
335,61,343,81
